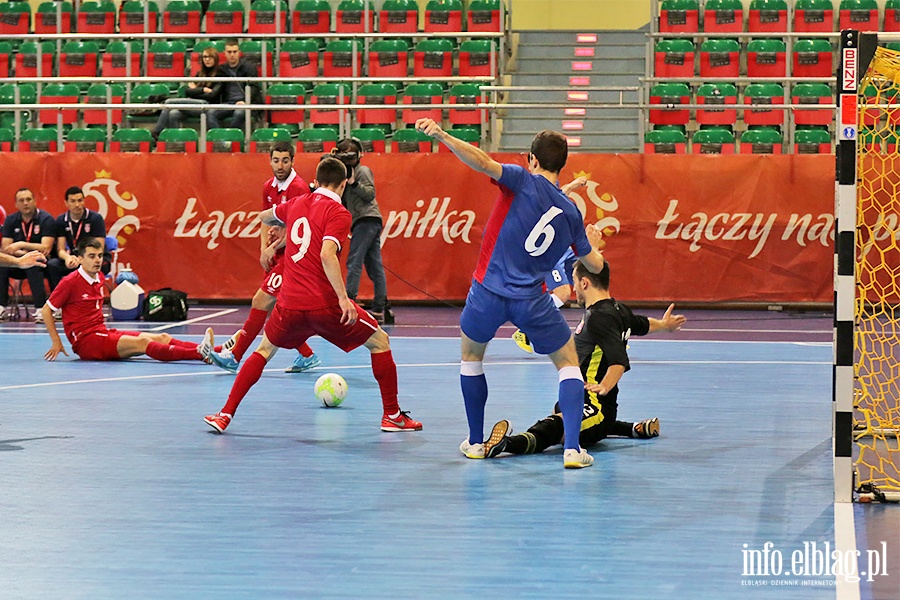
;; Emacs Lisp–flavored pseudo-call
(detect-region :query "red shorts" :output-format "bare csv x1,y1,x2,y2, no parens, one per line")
265,301,379,353
72,328,141,361
260,254,286,296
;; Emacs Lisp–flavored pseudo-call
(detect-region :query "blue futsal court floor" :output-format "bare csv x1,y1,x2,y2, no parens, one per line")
0,306,897,599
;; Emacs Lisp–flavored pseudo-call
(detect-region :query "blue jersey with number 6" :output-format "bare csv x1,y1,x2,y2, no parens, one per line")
472,164,592,298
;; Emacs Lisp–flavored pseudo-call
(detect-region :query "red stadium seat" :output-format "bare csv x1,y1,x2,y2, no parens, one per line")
746,39,786,78
379,0,418,34
323,40,363,78
424,0,463,33
748,0,787,32
77,1,117,35
101,41,143,78
59,41,100,79
163,0,202,34
357,83,398,129
792,83,832,127
653,39,695,78
401,83,443,126
119,1,160,34
266,82,306,127
82,84,125,126
793,0,834,33
838,0,879,33
205,0,244,34
644,128,687,154
292,0,331,34
448,83,485,127
459,40,496,78
35,1,74,34
792,39,833,79
309,83,351,126
659,0,699,33
40,84,80,127
695,83,737,127
249,0,288,33
467,0,502,32
699,39,740,78
15,41,55,79
336,0,376,33
367,40,410,78
278,39,319,78
0,2,31,35
147,41,188,81
649,83,690,126
743,83,785,128
703,0,743,33
413,38,454,80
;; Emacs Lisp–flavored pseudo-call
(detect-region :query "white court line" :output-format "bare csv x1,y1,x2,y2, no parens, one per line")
834,502,861,600
0,358,828,391
146,308,238,332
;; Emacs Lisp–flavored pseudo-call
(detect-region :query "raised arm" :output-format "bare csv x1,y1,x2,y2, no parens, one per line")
647,304,686,333
321,240,357,325
415,118,503,180
577,223,606,274
561,176,588,197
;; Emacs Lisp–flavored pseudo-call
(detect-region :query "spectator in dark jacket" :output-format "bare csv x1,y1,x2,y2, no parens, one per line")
152,47,222,139
209,39,260,130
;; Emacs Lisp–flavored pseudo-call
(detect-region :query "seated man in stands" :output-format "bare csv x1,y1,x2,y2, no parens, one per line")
209,39,260,130
0,188,54,322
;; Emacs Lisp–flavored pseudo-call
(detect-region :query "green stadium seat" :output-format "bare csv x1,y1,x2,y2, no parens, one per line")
739,127,783,154
699,38,740,78
368,39,410,78
459,39,496,78
164,0,202,34
792,38,833,78
77,1,117,37
743,83,785,128
703,0,743,33
0,83,35,130
448,83,484,127
249,127,294,152
402,82,444,126
158,128,199,153
102,40,143,78
0,127,13,152
696,83,737,127
649,83,690,126
336,0,375,34
20,127,59,152
748,0,788,32
467,0,502,32
323,39,363,78
266,82,306,127
83,83,126,126
839,0,878,32
653,39,695,78
379,0,418,34
15,41,55,78
309,83,351,126
438,127,480,152
207,128,244,153
357,83,398,129
279,38,320,78
249,0,288,33
424,0,463,33
0,2,31,35
128,83,172,124
0,41,10,79
391,127,433,153
414,38,455,79
297,127,338,153
887,0,900,30
793,128,831,154
644,127,687,154
35,1,74,34
794,0,834,33
747,39,786,78
40,83,80,127
240,40,275,77
691,128,735,154
148,40,188,81
111,128,153,152
351,127,386,152
119,0,160,33
291,0,331,34
659,0,700,33
205,0,245,34
59,41,100,79
792,82,832,126
65,128,107,152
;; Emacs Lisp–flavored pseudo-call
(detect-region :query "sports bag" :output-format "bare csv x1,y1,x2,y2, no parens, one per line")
142,288,189,321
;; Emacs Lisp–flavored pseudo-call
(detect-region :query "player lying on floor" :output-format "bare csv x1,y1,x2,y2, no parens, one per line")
482,258,686,458
42,236,215,363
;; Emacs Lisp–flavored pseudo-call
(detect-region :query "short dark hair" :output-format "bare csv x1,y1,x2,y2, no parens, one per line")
530,130,568,174
224,38,240,48
76,236,103,256
316,157,347,187
336,138,362,154
15,187,31,197
270,141,294,159
573,259,610,291
65,186,83,200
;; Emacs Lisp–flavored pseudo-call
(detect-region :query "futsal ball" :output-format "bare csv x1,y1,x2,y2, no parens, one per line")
115,269,140,286
315,373,348,407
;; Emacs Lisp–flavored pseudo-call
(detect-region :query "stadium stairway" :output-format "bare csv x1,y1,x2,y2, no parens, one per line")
499,29,644,153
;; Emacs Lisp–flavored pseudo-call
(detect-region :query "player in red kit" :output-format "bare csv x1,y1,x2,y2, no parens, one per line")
213,141,322,374
42,237,216,363
203,158,422,434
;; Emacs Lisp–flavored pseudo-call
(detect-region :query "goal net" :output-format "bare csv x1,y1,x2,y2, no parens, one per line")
836,32,900,503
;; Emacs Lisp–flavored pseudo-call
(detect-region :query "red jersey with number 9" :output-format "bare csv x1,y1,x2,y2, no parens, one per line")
273,187,352,310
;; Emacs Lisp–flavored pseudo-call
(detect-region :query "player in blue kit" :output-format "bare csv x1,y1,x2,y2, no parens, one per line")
416,118,606,469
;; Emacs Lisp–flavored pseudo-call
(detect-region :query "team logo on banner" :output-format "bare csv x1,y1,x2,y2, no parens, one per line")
566,170,621,238
82,169,141,278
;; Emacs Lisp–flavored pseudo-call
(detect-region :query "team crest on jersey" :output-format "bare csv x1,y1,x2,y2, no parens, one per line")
34,225,40,234
575,318,585,335
85,224,91,233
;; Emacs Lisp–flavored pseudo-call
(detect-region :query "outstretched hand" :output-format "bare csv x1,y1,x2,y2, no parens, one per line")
18,250,47,269
415,118,446,140
659,304,686,332
44,341,69,361
585,223,606,250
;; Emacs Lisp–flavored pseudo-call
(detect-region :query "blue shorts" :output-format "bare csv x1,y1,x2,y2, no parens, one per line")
544,252,577,291
460,281,572,355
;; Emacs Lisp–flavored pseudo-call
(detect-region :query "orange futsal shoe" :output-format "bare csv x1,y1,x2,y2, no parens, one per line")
380,411,423,432
204,412,232,434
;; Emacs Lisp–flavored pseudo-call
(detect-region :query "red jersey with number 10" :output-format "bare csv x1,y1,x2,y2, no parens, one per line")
273,187,352,311
263,169,309,256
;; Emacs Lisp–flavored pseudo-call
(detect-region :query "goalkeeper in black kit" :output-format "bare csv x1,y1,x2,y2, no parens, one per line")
482,259,687,458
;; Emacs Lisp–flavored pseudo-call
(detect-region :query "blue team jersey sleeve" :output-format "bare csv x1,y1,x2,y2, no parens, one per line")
498,164,529,194
569,213,592,258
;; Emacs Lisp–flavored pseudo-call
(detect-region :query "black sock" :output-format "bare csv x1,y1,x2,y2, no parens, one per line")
610,420,634,438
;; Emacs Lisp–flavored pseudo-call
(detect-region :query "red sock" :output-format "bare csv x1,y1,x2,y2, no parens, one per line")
297,342,314,357
168,338,198,350
145,341,202,362
371,350,400,415
222,352,267,416
233,308,268,361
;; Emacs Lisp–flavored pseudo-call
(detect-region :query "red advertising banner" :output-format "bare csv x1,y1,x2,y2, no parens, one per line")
0,153,836,303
